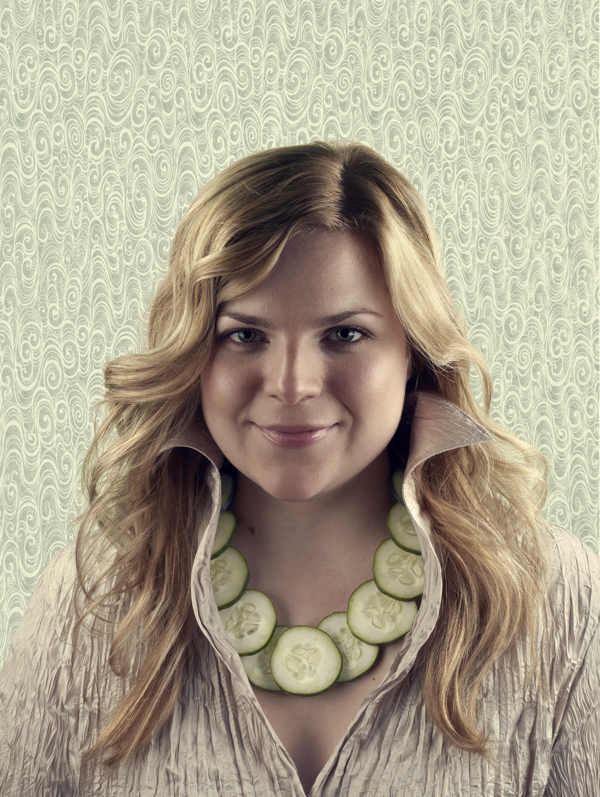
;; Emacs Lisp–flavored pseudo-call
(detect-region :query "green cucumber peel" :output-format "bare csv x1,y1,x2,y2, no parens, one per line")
211,510,237,559
242,625,290,691
372,538,424,601
271,626,343,696
390,469,405,505
386,502,421,554
317,611,380,683
210,546,250,609
220,471,236,512
219,589,277,656
347,579,418,645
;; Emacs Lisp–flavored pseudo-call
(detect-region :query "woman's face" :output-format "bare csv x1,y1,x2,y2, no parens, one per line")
200,228,413,502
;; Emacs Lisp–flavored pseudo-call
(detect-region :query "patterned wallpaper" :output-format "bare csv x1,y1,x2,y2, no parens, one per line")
0,0,597,665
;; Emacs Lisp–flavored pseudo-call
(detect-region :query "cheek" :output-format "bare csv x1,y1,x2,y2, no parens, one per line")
201,358,258,419
335,354,405,408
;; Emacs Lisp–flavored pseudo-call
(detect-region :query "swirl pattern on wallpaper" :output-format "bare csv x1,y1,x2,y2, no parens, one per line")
0,0,597,663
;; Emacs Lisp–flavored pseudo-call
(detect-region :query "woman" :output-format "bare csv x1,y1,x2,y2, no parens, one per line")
0,141,598,796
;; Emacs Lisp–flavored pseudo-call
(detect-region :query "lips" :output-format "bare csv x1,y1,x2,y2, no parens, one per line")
255,423,336,449
262,425,329,433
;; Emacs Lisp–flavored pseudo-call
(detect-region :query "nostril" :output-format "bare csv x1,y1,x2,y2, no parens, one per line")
263,359,322,404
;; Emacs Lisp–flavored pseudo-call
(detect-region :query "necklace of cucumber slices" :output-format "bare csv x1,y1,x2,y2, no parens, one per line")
211,468,424,696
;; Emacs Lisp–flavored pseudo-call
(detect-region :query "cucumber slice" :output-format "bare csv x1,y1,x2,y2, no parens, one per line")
242,625,289,691
219,589,277,656
347,580,418,645
390,469,405,505
317,612,379,683
271,626,343,695
386,502,421,554
211,510,237,559
220,472,236,511
373,538,424,601
210,546,250,608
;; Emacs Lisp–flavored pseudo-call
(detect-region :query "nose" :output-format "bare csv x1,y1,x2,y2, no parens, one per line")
263,339,323,405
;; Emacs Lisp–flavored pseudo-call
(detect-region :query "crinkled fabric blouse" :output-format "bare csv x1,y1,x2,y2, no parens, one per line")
1,391,599,796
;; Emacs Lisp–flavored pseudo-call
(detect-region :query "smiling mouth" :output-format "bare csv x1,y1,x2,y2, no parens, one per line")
262,424,331,433
255,424,336,449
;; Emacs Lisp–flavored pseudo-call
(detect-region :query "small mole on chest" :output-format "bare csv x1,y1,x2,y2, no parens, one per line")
250,526,256,534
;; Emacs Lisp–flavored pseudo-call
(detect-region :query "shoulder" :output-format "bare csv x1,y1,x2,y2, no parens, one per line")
0,537,123,714
36,539,78,599
0,543,106,791
0,542,80,727
30,536,121,608
544,522,600,608
3,541,79,663
6,537,120,663
542,521,600,665
537,524,600,784
29,540,80,621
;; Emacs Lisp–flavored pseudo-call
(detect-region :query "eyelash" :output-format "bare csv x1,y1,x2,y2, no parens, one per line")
221,326,371,348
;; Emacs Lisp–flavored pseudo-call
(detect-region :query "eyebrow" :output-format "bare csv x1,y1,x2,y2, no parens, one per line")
217,307,383,329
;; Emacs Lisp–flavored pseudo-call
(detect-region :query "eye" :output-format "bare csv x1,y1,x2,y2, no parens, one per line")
327,326,369,345
223,328,266,345
220,326,370,347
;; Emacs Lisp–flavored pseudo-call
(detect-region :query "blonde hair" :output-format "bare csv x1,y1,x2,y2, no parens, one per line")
73,140,550,770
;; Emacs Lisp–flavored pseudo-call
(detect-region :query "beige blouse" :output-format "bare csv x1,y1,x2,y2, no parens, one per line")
0,391,598,796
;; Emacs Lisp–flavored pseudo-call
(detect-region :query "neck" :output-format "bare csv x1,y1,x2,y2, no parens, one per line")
230,450,396,566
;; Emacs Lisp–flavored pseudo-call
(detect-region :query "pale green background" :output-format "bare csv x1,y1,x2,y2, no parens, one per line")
0,0,598,665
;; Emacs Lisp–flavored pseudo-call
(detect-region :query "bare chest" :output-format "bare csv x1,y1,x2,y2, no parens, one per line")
251,640,405,795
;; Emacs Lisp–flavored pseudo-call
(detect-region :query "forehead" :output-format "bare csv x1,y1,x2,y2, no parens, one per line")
222,229,389,316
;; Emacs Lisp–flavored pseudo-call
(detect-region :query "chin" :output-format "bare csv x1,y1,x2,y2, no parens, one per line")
268,488,319,503
259,466,331,503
